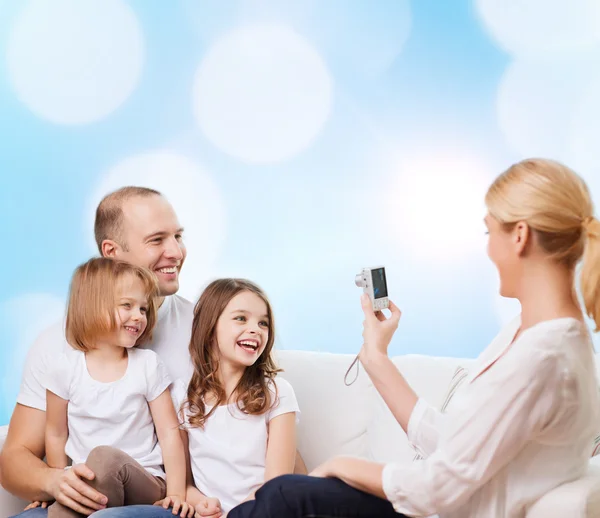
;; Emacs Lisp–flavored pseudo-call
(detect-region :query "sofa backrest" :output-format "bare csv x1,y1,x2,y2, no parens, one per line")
275,350,376,471
276,350,474,471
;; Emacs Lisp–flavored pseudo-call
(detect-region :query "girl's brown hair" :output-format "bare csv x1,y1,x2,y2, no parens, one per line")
66,257,159,351
485,158,600,331
184,278,281,428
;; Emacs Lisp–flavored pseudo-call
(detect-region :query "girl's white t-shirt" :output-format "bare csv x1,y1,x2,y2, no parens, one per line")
173,377,300,513
45,347,172,478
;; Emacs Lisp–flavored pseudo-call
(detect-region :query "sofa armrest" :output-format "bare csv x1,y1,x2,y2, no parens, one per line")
526,463,600,518
0,424,30,517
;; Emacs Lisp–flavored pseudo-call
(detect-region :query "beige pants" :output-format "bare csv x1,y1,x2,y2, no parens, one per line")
48,446,166,518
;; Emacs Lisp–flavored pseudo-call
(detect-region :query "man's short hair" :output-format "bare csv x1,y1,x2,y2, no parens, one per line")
94,186,161,253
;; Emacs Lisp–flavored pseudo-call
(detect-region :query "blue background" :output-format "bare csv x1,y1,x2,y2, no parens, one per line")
1,0,599,424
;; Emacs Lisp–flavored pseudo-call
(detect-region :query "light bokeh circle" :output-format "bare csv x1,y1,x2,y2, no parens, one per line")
192,25,333,164
7,0,144,125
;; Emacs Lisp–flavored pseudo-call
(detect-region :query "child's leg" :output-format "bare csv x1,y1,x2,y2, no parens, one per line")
84,446,166,507
48,446,166,518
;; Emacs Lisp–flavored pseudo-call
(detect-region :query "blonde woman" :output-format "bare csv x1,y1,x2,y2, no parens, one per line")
229,158,600,518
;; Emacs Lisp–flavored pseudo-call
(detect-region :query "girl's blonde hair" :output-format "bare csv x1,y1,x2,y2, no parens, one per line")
184,278,281,428
485,158,600,331
66,257,159,351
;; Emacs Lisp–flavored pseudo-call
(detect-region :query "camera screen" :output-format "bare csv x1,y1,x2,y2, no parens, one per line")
371,267,388,299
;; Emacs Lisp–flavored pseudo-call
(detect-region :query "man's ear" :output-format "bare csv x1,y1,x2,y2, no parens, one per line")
101,239,119,258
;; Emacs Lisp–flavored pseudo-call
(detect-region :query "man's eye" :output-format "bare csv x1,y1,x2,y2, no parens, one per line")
152,238,162,244
175,234,183,241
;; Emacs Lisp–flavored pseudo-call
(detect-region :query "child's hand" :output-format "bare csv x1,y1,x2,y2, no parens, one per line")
194,496,222,518
24,501,51,511
154,495,195,517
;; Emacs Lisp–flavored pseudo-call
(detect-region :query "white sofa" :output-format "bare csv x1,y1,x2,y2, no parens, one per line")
2,350,600,517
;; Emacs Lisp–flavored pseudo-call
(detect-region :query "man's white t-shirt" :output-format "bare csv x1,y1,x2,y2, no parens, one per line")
45,348,171,477
17,294,194,411
173,377,300,513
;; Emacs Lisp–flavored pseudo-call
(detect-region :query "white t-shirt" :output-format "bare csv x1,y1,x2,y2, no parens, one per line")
17,294,194,411
173,377,300,513
45,348,171,478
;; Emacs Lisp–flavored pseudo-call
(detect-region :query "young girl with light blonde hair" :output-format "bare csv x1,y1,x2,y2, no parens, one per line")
29,258,191,518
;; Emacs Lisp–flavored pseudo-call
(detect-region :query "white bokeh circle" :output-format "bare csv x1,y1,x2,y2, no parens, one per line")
496,58,597,161
476,0,600,56
1,293,65,413
87,151,227,301
496,56,600,186
308,0,412,78
192,25,333,164
386,154,491,262
7,0,144,125
569,77,600,199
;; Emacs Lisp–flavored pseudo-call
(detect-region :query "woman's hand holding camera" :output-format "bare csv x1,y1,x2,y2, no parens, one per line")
359,294,401,360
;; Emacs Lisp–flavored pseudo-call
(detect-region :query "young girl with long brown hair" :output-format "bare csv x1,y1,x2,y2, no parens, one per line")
175,279,299,517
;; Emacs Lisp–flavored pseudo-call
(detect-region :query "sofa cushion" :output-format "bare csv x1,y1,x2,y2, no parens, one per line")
526,462,600,518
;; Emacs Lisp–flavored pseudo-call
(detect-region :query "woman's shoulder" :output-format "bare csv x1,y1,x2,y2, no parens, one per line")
514,317,593,377
520,317,590,351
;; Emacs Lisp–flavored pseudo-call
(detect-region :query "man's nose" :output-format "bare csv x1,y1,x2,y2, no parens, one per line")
163,236,184,260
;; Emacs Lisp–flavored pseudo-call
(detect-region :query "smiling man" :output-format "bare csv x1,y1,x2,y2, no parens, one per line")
0,187,194,517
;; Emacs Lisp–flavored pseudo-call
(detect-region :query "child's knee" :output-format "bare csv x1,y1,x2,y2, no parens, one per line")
85,446,129,478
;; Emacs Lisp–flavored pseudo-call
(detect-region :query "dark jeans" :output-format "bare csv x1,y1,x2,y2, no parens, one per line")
228,474,406,518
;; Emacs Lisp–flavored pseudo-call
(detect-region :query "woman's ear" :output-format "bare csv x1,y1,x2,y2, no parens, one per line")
514,221,531,256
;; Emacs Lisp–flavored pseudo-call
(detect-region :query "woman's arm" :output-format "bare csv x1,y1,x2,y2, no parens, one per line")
149,390,186,501
381,343,562,516
45,390,69,469
359,351,418,434
359,295,444,456
311,456,386,499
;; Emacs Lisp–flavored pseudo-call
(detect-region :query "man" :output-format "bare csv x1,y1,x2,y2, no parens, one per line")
2,186,306,517
2,187,199,517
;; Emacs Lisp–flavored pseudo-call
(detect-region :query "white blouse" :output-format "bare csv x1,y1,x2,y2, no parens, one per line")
382,317,599,518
